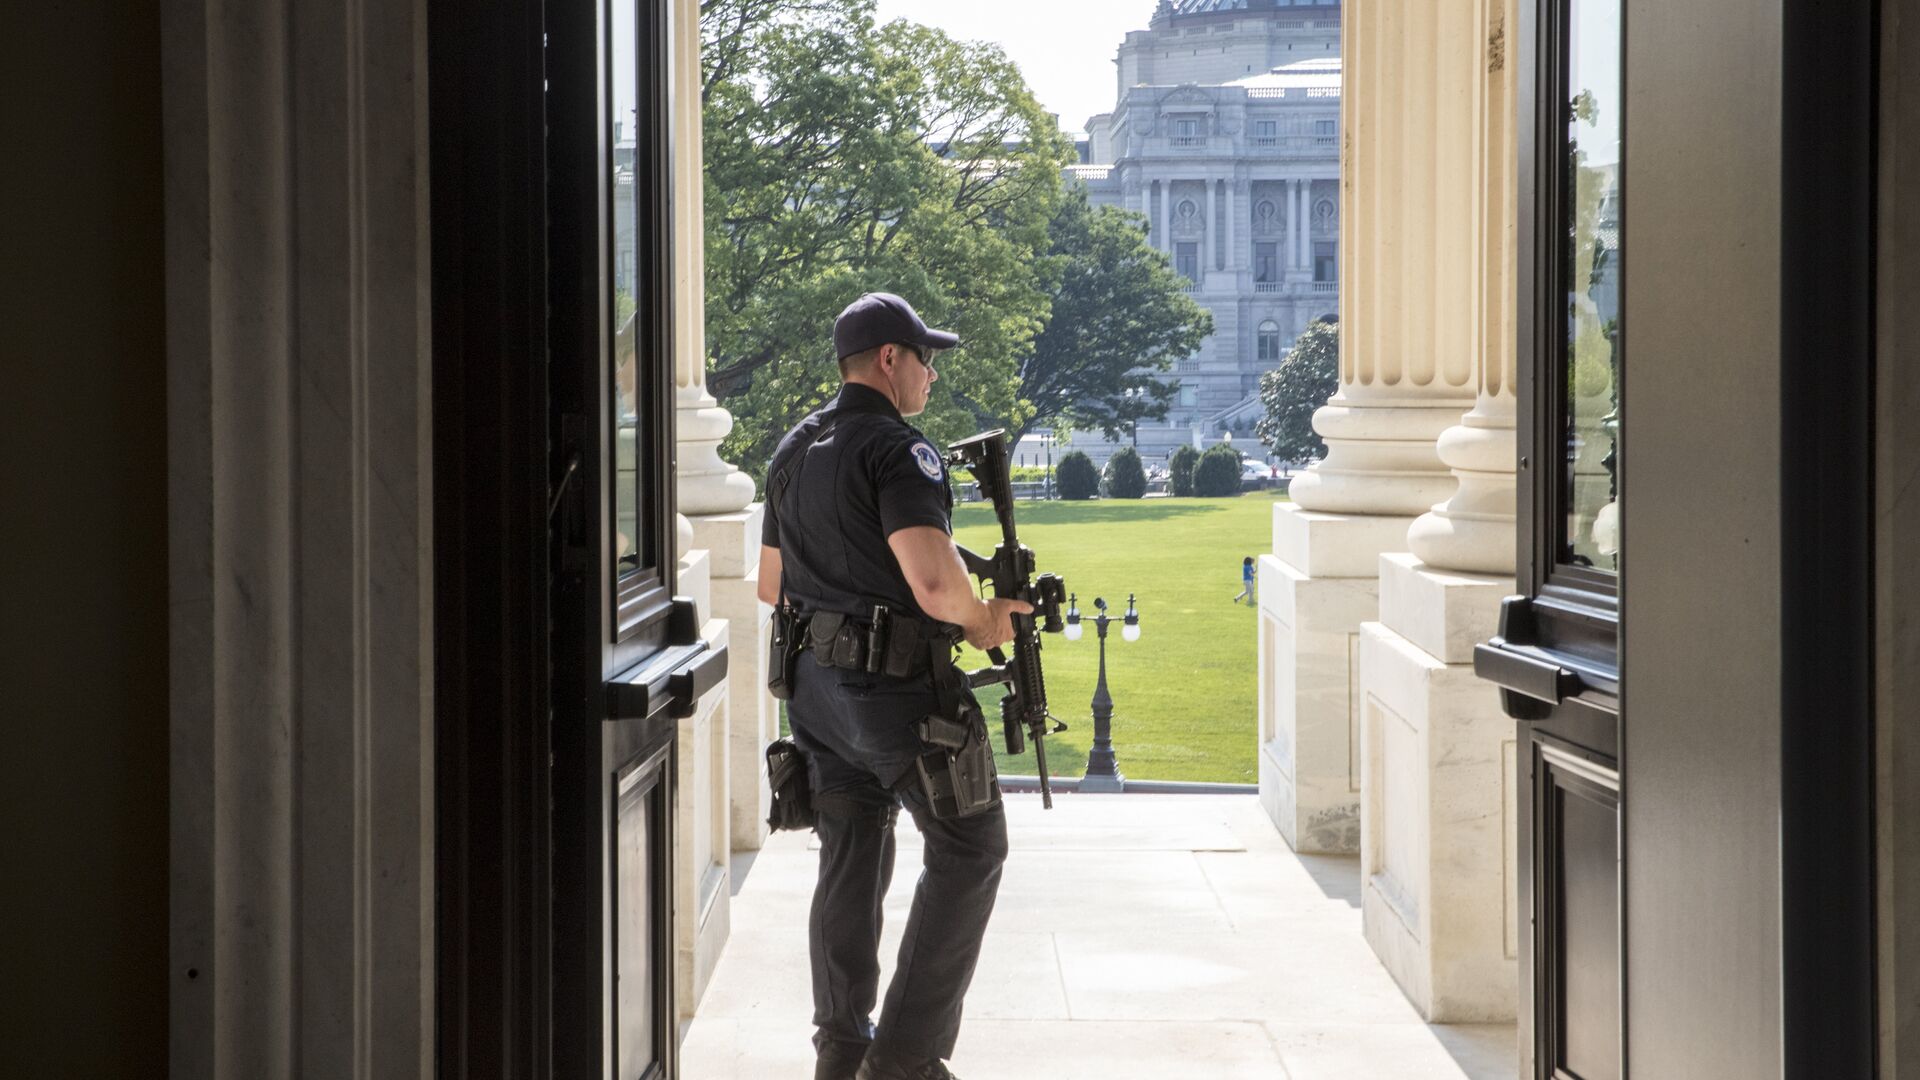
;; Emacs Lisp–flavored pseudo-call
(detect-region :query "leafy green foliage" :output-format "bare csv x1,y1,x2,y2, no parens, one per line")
701,0,1072,482
1256,317,1339,463
1012,188,1213,442
1166,444,1200,497
1055,450,1099,500
1194,444,1243,497
1103,446,1147,499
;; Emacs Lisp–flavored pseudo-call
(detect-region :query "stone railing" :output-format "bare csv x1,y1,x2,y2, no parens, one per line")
1244,134,1339,156
1245,87,1343,101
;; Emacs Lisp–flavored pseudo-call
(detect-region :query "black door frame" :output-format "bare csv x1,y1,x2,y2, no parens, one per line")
1779,0,1878,1072
430,0,554,1073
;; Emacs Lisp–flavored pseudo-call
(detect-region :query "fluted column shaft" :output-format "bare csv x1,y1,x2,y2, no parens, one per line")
673,0,754,534
1159,178,1173,253
1224,176,1237,271
1288,0,1478,517
1206,178,1218,272
1408,0,1520,575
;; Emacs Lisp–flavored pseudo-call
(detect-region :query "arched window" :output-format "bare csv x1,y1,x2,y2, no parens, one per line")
1257,319,1282,361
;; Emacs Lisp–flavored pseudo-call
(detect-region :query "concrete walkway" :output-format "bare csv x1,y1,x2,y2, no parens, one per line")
683,794,1515,1079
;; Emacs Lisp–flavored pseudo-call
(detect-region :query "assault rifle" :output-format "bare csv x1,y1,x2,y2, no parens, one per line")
946,430,1069,808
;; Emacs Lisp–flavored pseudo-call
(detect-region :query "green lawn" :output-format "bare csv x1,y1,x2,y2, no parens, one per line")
951,491,1284,785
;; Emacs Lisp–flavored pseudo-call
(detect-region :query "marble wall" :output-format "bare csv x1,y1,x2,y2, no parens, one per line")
163,0,436,1074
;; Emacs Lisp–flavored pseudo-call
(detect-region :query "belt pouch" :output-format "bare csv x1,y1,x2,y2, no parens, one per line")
831,624,864,670
883,619,922,678
764,738,816,832
809,612,846,667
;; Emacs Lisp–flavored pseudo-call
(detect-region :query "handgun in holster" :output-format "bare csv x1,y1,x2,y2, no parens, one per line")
908,699,1000,820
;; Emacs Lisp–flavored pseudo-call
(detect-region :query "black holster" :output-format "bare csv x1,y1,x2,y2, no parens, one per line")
907,694,1001,820
767,603,805,701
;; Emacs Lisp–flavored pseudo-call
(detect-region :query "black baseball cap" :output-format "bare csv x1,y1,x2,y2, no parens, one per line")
833,292,960,360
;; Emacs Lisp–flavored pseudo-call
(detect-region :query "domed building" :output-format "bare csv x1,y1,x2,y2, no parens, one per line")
1066,0,1343,464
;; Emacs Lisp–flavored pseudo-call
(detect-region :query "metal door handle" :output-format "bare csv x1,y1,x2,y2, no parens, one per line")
1475,595,1586,721
1474,641,1583,704
605,596,730,722
666,646,728,719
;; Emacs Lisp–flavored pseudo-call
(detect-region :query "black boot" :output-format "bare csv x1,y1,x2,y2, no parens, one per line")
855,1045,961,1080
815,1039,871,1080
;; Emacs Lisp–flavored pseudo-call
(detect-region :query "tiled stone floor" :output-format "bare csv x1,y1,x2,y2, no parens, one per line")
682,794,1515,1079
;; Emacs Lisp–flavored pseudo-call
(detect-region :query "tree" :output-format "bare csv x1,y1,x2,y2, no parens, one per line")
1194,444,1242,497
1055,451,1099,500
1103,446,1147,499
701,0,1072,482
1167,444,1200,497
1008,188,1214,443
1256,316,1340,463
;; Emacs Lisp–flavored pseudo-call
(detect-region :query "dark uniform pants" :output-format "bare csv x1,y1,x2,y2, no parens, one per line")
787,655,1009,1063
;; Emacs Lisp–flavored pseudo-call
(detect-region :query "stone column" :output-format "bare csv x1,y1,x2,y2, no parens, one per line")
164,0,434,1074
1283,179,1298,273
1225,174,1239,272
668,0,774,875
1355,0,1520,1025
1297,178,1311,269
1206,176,1219,275
1256,0,1477,856
1159,178,1173,253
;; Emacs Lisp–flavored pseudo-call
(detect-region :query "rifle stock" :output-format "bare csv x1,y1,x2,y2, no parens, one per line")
947,430,1068,808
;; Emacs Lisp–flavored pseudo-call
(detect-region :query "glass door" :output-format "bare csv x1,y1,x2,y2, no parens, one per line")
1478,0,1623,1075
549,0,724,1076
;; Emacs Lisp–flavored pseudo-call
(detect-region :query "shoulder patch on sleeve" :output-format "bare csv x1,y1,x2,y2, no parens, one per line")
909,440,946,482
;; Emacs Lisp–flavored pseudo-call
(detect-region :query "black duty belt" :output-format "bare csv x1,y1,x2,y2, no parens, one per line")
803,606,947,680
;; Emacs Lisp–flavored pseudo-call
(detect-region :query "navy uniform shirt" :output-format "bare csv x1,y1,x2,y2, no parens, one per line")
762,383,954,622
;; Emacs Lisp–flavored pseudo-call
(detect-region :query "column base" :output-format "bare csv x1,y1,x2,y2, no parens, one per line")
678,548,711,618
1257,505,1417,854
1358,603,1517,1023
712,570,773,852
1377,552,1510,664
685,504,775,854
676,618,733,1021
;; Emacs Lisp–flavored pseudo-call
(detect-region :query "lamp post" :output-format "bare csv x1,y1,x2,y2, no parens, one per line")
1063,593,1140,793
1044,432,1054,500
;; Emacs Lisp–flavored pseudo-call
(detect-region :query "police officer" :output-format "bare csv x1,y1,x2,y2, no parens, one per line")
756,293,1031,1080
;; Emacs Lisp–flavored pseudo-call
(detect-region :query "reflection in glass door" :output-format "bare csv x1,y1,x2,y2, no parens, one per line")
1562,0,1622,573
613,0,645,576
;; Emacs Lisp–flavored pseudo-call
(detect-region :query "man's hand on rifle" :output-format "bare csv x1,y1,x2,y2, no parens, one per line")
888,526,1032,651
965,597,1033,652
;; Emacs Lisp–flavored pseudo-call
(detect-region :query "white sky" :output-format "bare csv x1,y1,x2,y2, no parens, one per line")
871,0,1156,132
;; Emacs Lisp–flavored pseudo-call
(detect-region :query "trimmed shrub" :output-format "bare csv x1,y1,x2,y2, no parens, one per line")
1055,451,1100,500
1167,444,1201,497
1194,443,1243,497
1103,446,1148,499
